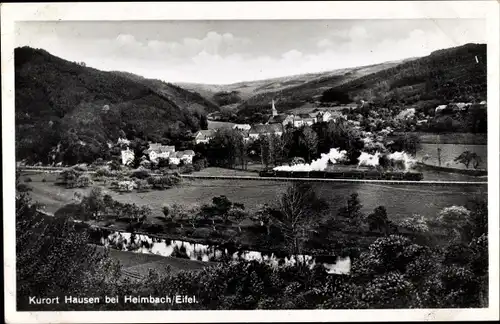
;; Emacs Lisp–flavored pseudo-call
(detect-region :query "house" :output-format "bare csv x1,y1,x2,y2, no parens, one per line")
121,148,135,166
248,124,283,139
117,137,131,146
294,114,316,127
145,143,175,162
233,124,252,131
169,152,183,165
179,150,195,164
194,129,217,144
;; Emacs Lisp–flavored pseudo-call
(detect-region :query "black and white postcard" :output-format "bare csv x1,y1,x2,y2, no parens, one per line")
2,1,499,322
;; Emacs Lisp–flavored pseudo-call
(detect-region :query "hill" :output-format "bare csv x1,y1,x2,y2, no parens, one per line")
111,71,219,113
329,43,487,113
15,47,209,165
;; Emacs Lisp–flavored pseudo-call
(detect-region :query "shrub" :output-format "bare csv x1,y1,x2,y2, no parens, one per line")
135,179,151,192
73,164,88,172
131,169,151,179
96,166,113,177
24,177,32,183
42,178,47,183
181,164,194,174
76,174,92,188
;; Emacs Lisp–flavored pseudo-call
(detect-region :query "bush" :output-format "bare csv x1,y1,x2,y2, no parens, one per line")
42,178,47,183
96,166,114,177
135,179,151,192
181,164,194,174
131,169,151,179
76,174,92,188
24,177,32,183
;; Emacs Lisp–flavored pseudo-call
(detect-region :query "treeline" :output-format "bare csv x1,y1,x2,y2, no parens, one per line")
195,119,420,170
15,47,208,165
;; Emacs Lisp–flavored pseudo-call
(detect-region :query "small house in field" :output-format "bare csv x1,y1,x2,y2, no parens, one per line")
121,148,135,166
194,129,217,144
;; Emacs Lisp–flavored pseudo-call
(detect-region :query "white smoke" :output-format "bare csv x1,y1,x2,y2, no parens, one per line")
357,151,417,171
358,152,381,167
388,152,417,170
274,148,347,172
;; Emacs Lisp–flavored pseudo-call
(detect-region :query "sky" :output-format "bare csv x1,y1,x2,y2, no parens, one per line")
16,19,486,85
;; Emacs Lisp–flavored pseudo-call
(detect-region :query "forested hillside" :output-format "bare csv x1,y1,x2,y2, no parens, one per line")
112,71,220,113
15,47,208,164
330,43,487,112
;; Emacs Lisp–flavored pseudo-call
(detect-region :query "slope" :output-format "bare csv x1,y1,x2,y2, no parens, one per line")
330,43,487,111
15,46,206,165
111,71,220,113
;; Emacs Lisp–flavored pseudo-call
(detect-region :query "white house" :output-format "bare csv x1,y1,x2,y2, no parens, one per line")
233,124,252,131
248,124,283,139
179,150,195,164
169,152,182,165
194,130,217,144
145,143,175,163
121,148,135,166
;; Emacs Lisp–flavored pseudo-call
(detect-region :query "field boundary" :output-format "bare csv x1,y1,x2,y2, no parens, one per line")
181,175,487,186
19,167,487,185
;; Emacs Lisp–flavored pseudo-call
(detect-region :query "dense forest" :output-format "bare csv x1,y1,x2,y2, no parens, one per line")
15,47,211,164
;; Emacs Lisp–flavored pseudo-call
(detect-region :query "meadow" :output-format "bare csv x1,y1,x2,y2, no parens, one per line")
24,172,486,224
415,143,487,170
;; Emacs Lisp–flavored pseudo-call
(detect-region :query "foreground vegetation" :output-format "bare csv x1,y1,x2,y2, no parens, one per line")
17,172,488,310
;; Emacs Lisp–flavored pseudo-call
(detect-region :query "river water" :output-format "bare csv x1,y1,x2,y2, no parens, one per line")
100,231,351,274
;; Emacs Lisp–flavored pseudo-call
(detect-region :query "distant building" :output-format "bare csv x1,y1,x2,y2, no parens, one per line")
145,143,175,163
121,148,135,166
249,124,283,139
233,124,252,131
179,150,195,164
194,129,217,144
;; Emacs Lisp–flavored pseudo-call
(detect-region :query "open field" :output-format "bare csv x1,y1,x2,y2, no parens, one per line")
24,172,486,225
416,143,487,170
207,120,237,129
404,132,487,145
94,245,214,277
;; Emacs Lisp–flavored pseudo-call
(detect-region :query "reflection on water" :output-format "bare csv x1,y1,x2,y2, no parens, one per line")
101,231,351,274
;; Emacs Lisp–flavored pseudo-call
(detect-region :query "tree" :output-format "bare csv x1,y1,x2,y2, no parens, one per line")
80,187,106,220
437,206,472,242
391,133,421,155
366,206,391,234
338,193,364,227
454,151,482,169
300,126,318,162
272,183,328,267
16,190,115,310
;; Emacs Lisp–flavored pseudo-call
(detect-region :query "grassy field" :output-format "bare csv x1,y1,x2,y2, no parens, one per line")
207,120,237,130
94,245,214,280
24,172,486,225
416,143,487,170
411,132,487,145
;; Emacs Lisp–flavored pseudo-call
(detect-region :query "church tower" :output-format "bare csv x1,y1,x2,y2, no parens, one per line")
271,99,278,116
